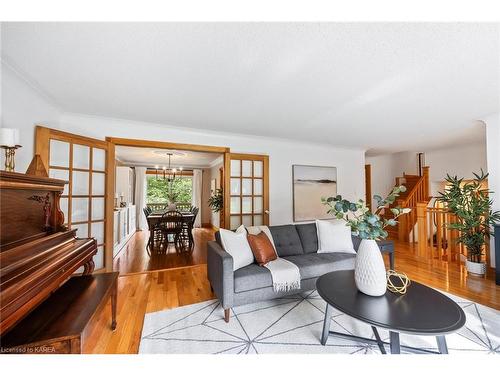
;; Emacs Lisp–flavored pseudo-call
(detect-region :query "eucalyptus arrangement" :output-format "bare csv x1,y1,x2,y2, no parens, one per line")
321,185,411,240
321,186,411,296
208,188,224,213
166,190,178,205
437,170,500,274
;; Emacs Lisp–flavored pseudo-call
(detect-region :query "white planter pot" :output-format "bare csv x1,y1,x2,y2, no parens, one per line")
354,239,387,297
465,260,486,276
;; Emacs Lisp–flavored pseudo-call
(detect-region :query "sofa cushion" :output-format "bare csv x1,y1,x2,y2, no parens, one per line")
268,225,304,257
219,226,255,271
247,231,277,265
284,253,356,280
295,223,319,253
234,252,356,293
316,219,356,254
234,263,273,293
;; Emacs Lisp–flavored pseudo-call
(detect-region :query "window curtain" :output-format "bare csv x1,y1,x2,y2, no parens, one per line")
191,169,202,228
135,167,148,231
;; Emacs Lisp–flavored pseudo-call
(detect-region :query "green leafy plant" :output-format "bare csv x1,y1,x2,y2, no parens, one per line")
321,186,411,240
146,176,193,204
208,188,224,213
437,170,500,263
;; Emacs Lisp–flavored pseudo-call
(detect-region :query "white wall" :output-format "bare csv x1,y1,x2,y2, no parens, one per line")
200,168,212,225
1,61,61,171
425,142,487,196
482,114,500,267
367,151,417,202
367,142,487,200
57,113,365,226
115,166,134,205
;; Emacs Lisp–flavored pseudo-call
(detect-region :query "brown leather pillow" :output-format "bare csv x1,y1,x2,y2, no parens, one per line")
247,231,277,266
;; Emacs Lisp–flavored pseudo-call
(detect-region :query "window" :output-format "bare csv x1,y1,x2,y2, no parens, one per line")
146,175,193,204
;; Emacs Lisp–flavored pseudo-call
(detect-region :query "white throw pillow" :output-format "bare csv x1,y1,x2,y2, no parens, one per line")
316,219,356,254
219,226,255,271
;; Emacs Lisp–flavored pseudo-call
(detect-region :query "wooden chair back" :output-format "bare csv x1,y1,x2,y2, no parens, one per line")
159,210,184,232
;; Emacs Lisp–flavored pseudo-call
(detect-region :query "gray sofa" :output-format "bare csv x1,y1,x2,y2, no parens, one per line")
207,222,394,322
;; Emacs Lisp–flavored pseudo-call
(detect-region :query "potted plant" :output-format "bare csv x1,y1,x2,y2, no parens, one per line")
437,170,500,276
322,186,410,296
208,188,223,213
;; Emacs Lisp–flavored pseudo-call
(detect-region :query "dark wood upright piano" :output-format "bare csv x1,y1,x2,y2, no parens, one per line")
0,171,117,353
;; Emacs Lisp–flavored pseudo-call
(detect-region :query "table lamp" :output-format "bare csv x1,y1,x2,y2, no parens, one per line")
0,128,21,172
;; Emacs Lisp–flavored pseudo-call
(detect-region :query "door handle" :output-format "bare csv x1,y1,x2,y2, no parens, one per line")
264,210,270,215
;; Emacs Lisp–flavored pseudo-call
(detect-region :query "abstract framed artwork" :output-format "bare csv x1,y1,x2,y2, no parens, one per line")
292,165,337,222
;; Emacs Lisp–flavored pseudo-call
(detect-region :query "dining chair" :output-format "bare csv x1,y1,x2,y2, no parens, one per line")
144,207,162,254
186,207,199,249
158,210,185,252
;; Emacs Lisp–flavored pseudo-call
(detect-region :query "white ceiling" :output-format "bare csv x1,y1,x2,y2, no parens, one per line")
1,22,499,154
115,146,222,169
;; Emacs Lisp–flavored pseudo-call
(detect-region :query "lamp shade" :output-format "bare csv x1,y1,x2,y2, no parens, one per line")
0,128,20,147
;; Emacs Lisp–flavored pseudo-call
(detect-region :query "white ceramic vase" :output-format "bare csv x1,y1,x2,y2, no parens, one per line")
354,239,387,297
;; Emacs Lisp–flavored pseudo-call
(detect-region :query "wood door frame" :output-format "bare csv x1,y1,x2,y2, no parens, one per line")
225,153,270,228
106,137,232,261
365,164,372,211
105,137,229,154
35,125,113,271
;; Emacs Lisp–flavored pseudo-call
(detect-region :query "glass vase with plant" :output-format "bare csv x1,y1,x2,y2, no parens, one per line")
437,170,500,274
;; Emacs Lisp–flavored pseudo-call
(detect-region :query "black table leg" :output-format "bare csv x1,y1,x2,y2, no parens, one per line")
321,303,333,345
436,336,448,354
389,252,395,270
371,326,386,354
389,331,400,354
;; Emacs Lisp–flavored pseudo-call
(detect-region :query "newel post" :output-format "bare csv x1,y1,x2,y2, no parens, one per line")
422,166,430,200
416,202,428,256
397,199,408,242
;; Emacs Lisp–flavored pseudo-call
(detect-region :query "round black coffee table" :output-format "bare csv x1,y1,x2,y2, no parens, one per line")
316,270,466,354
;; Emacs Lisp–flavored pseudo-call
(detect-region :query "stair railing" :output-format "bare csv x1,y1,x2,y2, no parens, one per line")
415,202,474,262
396,166,430,242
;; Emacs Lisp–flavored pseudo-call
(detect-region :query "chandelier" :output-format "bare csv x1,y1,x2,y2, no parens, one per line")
154,153,183,182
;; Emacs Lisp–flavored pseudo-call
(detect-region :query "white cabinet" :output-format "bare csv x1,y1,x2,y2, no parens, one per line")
115,167,134,205
113,205,136,257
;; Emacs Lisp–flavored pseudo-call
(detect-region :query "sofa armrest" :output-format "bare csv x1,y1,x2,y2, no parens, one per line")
376,239,394,254
351,236,394,254
207,241,234,309
351,235,362,251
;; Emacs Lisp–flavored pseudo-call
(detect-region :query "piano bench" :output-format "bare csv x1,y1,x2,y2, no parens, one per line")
0,272,119,354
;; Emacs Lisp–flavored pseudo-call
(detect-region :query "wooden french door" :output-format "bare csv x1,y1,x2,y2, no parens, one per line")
224,153,269,230
35,126,114,271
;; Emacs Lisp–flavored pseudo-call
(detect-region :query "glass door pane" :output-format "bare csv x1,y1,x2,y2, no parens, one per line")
228,154,269,228
45,132,109,272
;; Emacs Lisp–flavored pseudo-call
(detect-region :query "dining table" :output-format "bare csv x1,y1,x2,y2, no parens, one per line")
146,211,195,251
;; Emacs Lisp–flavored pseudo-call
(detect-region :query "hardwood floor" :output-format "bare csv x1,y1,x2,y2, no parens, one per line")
390,240,499,310
85,237,499,354
113,228,215,274
83,265,214,353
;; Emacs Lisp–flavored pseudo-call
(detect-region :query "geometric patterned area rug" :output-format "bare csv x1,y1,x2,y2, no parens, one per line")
139,290,500,354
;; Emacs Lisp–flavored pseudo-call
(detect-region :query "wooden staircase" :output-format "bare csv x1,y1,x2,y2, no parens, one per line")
379,166,431,242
